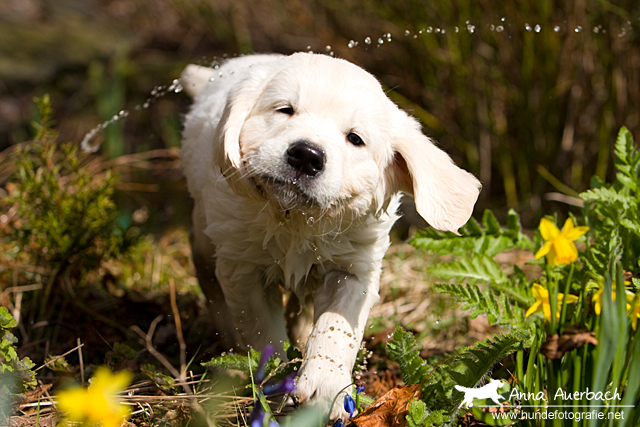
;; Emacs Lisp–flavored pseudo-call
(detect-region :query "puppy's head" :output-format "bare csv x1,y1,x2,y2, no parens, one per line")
215,53,480,232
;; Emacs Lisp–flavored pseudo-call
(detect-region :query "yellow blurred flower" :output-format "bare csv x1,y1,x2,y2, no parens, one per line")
535,218,589,266
629,295,640,331
526,283,578,322
57,367,132,427
592,282,634,315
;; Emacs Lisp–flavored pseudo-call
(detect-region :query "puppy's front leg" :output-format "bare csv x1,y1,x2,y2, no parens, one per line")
295,269,380,419
215,259,289,355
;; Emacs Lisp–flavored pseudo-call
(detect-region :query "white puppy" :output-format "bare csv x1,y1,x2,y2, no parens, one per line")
180,53,480,418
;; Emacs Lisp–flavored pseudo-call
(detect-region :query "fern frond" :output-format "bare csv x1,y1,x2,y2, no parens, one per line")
411,209,533,257
428,254,508,284
387,325,430,385
445,331,530,402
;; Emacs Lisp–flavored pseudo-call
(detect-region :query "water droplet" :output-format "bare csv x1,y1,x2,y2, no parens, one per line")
436,319,441,325
501,17,506,22
404,30,410,36
575,25,582,33
384,32,392,42
554,25,561,32
455,26,459,33
377,38,384,45
534,24,541,33
364,37,372,45
348,40,358,48
325,45,332,52
525,23,532,31
426,26,433,33
307,217,315,226
387,333,394,339
291,178,298,185
316,255,322,261
496,25,504,32
467,24,475,33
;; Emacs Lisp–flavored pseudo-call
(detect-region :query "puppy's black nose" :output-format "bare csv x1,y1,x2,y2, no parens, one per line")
286,141,325,177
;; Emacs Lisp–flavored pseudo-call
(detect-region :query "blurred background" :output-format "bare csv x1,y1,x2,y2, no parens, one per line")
1,0,639,229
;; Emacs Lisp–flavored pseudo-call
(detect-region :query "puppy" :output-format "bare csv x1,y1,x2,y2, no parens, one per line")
180,53,480,418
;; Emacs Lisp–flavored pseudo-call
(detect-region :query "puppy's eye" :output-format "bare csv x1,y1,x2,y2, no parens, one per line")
277,106,295,116
347,132,365,147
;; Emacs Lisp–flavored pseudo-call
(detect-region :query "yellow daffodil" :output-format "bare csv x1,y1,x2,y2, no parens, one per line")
526,283,578,322
592,282,634,315
629,295,640,331
57,367,132,427
535,218,589,266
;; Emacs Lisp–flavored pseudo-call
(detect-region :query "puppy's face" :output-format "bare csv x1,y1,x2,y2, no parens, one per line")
237,55,394,217
216,53,481,232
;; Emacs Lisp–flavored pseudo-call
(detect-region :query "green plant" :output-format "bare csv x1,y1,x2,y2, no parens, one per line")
400,127,640,426
1,95,139,319
0,307,36,423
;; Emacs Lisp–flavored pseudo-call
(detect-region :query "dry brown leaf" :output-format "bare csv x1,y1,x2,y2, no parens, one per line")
352,384,422,427
541,327,598,360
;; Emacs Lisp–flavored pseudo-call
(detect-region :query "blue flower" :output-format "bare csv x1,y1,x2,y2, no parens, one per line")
332,419,344,427
256,344,276,383
249,404,265,427
356,385,365,395
262,372,296,395
344,393,356,417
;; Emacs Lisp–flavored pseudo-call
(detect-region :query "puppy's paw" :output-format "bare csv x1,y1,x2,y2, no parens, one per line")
294,358,352,420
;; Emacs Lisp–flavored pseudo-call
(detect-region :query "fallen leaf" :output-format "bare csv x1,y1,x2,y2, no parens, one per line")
352,384,422,427
541,327,598,360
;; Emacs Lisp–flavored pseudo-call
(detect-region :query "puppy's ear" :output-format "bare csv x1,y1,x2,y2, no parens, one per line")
212,68,273,197
388,114,481,233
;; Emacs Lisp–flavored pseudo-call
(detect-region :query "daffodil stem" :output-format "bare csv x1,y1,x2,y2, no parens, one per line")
546,264,558,335
559,263,575,335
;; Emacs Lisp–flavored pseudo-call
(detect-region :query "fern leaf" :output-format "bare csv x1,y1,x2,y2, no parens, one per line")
428,254,508,284
202,349,260,372
411,209,533,257
387,326,430,385
445,331,530,396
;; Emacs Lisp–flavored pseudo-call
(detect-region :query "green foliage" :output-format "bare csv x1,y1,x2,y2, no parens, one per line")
387,325,430,385
43,355,73,372
406,400,446,427
410,209,533,257
1,95,139,315
432,282,528,327
0,307,36,393
387,326,528,424
445,331,529,396
417,209,533,328
141,364,175,391
581,127,640,273
202,345,297,380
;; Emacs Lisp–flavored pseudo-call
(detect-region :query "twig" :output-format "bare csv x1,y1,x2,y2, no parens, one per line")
77,338,85,385
130,316,193,395
168,278,187,380
36,343,84,372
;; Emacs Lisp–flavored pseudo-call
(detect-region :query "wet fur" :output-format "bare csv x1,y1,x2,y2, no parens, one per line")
180,53,481,418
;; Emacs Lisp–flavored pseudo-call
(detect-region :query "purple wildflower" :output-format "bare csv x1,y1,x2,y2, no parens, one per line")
249,403,265,427
256,344,276,383
262,372,296,395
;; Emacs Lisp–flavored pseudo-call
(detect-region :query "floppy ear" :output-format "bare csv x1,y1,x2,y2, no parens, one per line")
388,114,481,233
211,67,275,198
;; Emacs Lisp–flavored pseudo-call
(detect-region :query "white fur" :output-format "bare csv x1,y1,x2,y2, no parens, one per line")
180,53,481,419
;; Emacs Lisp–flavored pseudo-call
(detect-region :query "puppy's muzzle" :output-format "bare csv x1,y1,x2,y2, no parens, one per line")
286,141,325,177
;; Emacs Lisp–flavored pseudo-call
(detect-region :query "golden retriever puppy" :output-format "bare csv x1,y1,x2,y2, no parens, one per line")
180,53,480,419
